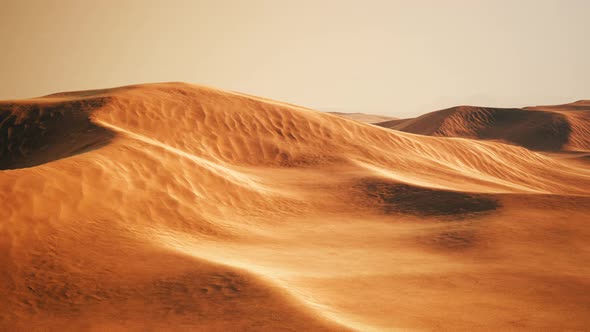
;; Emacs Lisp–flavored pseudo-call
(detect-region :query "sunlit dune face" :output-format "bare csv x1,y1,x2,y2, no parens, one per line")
1,83,590,331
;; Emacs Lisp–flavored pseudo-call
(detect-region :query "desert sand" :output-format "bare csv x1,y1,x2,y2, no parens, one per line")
378,103,590,153
1,82,590,331
327,112,397,124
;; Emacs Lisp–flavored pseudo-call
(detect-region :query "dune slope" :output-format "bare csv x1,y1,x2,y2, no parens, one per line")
327,112,397,124
378,104,590,152
1,83,590,331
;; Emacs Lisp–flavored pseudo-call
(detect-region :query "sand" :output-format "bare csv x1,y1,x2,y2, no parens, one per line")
1,82,589,331
327,112,397,124
378,104,590,153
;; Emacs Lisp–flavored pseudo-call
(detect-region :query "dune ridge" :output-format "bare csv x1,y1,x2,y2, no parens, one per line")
327,112,397,124
1,82,590,331
378,104,590,152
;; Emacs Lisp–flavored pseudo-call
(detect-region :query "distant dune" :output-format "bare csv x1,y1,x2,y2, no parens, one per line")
327,111,397,124
1,83,590,331
378,102,590,152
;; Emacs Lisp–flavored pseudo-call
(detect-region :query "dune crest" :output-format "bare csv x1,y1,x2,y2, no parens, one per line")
327,111,397,124
379,104,590,152
1,82,590,331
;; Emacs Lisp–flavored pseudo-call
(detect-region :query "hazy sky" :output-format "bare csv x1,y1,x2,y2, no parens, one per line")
1,0,589,116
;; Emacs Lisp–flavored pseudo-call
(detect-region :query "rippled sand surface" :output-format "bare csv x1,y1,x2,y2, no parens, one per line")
1,83,589,331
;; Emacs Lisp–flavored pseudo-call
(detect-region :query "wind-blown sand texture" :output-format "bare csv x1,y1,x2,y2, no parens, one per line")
377,103,590,152
1,83,590,331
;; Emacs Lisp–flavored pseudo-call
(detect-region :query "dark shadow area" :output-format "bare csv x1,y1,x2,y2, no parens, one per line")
468,108,571,151
0,98,115,170
359,179,499,217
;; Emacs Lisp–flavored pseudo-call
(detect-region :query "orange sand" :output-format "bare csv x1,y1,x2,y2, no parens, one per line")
328,112,397,124
1,83,589,331
378,103,590,152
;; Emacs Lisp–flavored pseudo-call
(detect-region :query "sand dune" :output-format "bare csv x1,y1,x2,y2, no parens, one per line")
327,112,397,124
1,83,590,331
378,103,590,152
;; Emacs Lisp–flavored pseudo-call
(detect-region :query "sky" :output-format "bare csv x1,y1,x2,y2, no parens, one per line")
1,0,589,117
